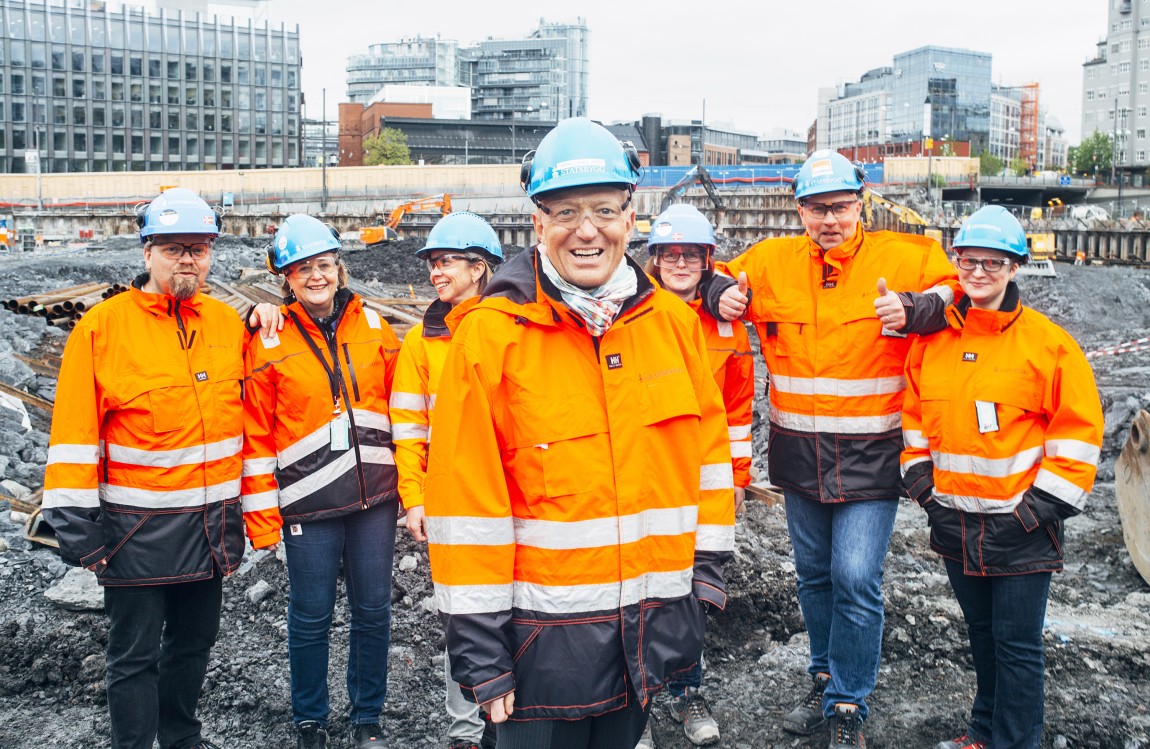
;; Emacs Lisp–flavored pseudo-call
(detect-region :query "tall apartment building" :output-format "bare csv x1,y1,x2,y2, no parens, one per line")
0,0,302,174
345,19,588,124
1082,0,1147,177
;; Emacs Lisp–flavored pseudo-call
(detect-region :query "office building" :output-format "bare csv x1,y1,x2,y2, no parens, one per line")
1082,0,1148,178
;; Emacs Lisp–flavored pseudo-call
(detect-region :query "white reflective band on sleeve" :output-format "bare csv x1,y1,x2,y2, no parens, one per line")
434,582,514,615
241,489,279,513
41,487,101,509
700,463,734,491
903,429,930,450
364,308,382,329
730,441,753,459
359,445,397,466
352,408,392,434
1033,468,1090,510
277,423,331,469
46,443,100,465
924,284,956,305
105,436,242,469
771,374,906,397
770,404,902,434
389,391,428,411
513,506,699,550
429,393,437,410
279,450,357,507
1044,439,1101,467
932,446,1043,479
426,515,516,546
900,455,932,475
728,424,752,441
101,479,241,509
392,423,429,442
933,490,1025,514
242,457,278,477
696,523,735,552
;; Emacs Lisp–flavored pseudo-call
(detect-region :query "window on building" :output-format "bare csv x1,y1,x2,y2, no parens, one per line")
1141,106,1148,117
32,74,45,95
111,53,123,74
238,139,250,158
186,62,197,81
11,102,24,122
255,139,267,160
204,138,215,157
1138,128,1146,139
1142,60,1149,71
1140,150,1147,162
149,84,161,103
130,107,142,127
254,113,266,133
168,111,179,129
93,133,106,152
237,63,249,84
113,134,125,153
221,64,232,84
150,109,161,128
73,79,86,98
53,104,66,125
221,89,232,108
31,44,46,69
112,81,124,101
150,135,162,155
166,25,180,54
130,56,142,76
238,34,250,60
204,88,215,106
204,62,215,83
130,83,142,102
168,85,179,105
186,112,198,129
92,106,105,126
1087,90,1096,101
221,112,232,131
131,135,142,154
168,60,179,79
187,137,198,156
169,136,180,155
255,91,266,111
53,131,66,151
149,58,161,77
204,112,215,131
72,50,85,72
186,87,198,106
254,66,266,86
112,104,124,127
11,73,24,94
74,132,86,151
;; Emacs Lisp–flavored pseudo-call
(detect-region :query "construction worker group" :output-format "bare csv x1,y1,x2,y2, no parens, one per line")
41,117,1103,749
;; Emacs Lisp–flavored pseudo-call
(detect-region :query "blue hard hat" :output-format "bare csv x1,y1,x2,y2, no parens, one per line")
136,188,221,243
521,117,641,198
647,204,716,254
952,205,1029,261
268,214,341,273
793,150,866,200
417,212,503,263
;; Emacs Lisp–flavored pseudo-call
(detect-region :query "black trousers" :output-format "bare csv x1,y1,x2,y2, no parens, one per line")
103,572,223,749
495,698,649,749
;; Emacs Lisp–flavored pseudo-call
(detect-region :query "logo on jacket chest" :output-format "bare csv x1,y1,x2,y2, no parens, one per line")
962,352,977,362
606,353,623,370
195,371,209,381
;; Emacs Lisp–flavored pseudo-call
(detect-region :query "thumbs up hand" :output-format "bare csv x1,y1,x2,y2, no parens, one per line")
737,271,748,297
874,277,906,332
719,271,750,321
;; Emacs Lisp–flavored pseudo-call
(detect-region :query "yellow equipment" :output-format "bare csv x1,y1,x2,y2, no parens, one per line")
359,194,452,248
1019,232,1057,277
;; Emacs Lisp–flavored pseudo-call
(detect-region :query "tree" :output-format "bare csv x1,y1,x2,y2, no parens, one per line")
978,150,1004,177
363,128,411,166
1070,130,1112,179
1009,157,1031,177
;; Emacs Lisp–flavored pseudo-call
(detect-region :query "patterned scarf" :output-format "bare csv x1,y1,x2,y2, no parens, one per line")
538,252,638,336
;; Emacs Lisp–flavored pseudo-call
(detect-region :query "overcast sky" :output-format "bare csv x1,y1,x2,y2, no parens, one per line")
270,0,1102,145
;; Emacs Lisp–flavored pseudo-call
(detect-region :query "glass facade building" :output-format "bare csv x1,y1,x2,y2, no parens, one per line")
0,0,302,173
346,36,466,102
888,46,992,152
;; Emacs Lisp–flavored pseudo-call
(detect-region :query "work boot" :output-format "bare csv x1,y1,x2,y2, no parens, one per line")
668,688,720,746
351,723,388,749
935,735,987,749
783,672,831,735
296,721,329,749
635,720,656,749
829,703,866,749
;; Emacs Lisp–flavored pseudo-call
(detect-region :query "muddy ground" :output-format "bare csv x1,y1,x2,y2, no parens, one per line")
0,237,1148,748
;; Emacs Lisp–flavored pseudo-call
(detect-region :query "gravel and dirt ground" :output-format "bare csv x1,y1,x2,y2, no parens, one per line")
0,236,1148,748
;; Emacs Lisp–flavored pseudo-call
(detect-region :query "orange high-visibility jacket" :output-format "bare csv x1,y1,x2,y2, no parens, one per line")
425,250,735,720
689,297,755,487
241,290,401,549
390,297,477,510
901,284,1103,575
42,278,247,585
715,228,957,501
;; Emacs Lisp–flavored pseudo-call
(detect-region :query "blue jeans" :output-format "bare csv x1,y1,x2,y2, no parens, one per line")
784,492,898,721
945,559,1051,749
283,501,398,727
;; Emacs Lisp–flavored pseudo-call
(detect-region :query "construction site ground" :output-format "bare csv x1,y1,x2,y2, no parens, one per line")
0,237,1148,748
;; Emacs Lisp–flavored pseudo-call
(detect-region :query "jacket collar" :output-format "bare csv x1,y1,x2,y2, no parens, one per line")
287,287,357,335
807,224,865,271
130,271,203,317
944,281,1023,333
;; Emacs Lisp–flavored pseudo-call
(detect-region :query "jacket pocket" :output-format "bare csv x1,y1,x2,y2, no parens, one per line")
641,595,707,686
504,393,610,500
510,613,626,713
148,385,198,433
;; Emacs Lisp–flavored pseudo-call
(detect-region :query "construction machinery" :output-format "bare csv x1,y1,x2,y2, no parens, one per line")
1018,232,1057,277
1115,409,1150,586
359,194,452,248
863,191,943,244
632,165,725,247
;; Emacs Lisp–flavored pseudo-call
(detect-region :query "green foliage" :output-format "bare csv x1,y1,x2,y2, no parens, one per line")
938,139,956,157
978,150,1004,177
1009,158,1031,177
1070,130,1112,177
363,128,411,166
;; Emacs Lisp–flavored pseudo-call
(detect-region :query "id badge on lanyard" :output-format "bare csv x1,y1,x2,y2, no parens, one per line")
331,414,351,451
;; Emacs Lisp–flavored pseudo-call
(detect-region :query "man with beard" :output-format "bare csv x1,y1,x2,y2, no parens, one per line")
43,188,272,749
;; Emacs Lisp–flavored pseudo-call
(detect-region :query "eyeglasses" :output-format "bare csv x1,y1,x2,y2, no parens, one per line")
286,258,339,278
153,242,211,259
654,248,707,269
426,253,478,272
801,200,859,219
538,198,631,228
954,256,1013,273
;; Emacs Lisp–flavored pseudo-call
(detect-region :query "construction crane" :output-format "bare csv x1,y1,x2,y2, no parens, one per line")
359,194,452,248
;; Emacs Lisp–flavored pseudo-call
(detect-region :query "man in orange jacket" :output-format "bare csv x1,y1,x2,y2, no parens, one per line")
424,118,736,749
704,151,958,749
43,188,277,749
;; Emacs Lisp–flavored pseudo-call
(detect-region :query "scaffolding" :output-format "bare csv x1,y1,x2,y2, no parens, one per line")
1019,83,1040,171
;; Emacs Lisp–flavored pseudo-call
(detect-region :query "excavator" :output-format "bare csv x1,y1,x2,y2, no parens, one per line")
359,194,452,248
631,165,725,247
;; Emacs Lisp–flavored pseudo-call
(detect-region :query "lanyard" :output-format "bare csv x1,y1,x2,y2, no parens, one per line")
288,309,344,415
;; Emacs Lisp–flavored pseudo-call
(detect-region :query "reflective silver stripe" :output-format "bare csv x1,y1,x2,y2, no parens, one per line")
429,393,437,410
771,373,906,397
728,424,752,441
278,422,332,469
42,487,100,509
279,450,357,507
900,455,932,475
903,428,930,450
696,523,735,552
435,582,513,615
770,404,901,434
933,490,1024,514
105,435,242,469
513,506,698,550
242,457,278,477
241,489,279,513
730,441,753,459
931,446,1043,479
700,463,734,491
364,308,382,329
359,445,396,466
924,284,956,305
352,408,392,434
426,515,516,546
392,423,429,442
46,443,100,465
389,391,428,411
1044,439,1101,467
1033,468,1090,510
101,478,241,509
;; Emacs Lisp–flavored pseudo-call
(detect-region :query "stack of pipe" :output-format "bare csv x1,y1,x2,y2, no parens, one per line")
1,282,129,330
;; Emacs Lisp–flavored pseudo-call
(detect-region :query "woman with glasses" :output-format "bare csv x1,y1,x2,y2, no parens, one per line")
901,206,1103,749
637,203,753,749
241,213,401,749
389,212,502,749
